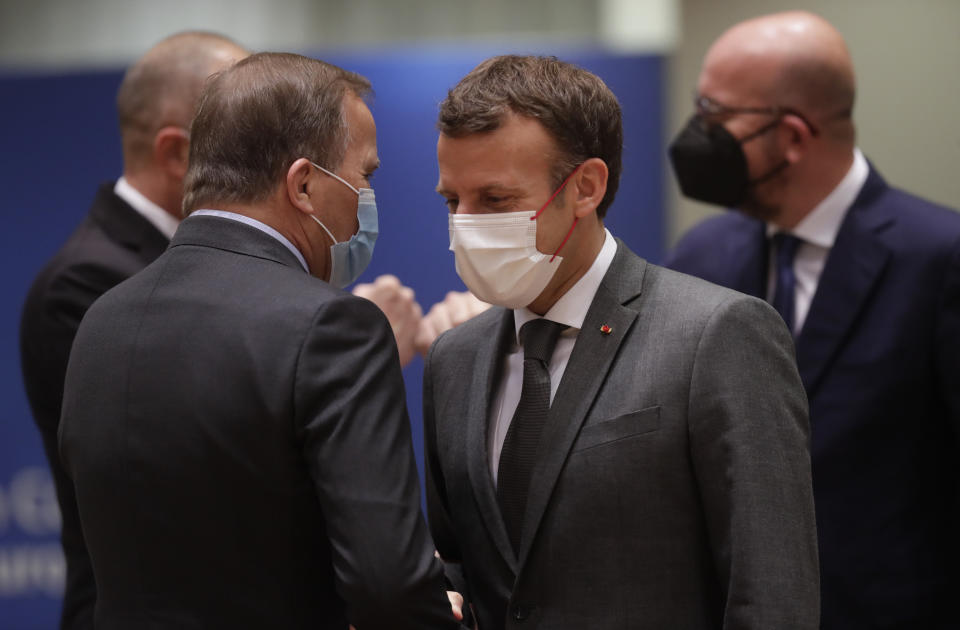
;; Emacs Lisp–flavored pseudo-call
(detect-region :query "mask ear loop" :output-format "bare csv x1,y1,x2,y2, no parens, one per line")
310,214,339,244
531,163,584,262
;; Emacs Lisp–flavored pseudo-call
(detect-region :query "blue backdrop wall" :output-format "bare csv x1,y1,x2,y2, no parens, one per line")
0,46,664,628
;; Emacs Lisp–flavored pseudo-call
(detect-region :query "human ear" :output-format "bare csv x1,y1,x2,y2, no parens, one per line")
154,126,190,179
285,158,317,214
780,114,814,164
572,157,609,219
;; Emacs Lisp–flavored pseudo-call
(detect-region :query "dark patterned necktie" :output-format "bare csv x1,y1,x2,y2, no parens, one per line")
497,318,566,553
771,233,802,334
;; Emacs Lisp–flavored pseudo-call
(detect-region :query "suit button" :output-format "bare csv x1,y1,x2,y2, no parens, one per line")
512,605,528,622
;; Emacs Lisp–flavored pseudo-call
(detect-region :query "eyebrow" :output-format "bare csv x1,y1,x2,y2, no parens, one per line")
435,183,525,196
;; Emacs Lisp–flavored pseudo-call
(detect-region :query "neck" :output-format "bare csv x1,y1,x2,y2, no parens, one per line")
772,146,855,230
123,170,182,219
527,222,605,316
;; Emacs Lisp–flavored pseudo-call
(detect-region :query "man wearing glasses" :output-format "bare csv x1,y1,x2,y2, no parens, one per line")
667,11,960,629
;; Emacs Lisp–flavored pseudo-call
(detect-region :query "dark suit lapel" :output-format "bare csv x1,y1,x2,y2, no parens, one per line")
517,240,645,567
465,309,520,571
796,168,894,395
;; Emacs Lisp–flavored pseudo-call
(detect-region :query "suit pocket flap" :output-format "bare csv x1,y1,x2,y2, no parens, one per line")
572,406,661,453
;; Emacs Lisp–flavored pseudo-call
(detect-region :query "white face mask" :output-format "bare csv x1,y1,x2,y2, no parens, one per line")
447,165,583,309
449,210,563,308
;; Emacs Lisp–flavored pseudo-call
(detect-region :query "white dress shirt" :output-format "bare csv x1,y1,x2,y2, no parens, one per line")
766,148,869,334
114,177,180,240
488,228,617,483
191,209,310,272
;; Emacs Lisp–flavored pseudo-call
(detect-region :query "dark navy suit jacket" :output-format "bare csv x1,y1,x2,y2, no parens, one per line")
666,167,960,629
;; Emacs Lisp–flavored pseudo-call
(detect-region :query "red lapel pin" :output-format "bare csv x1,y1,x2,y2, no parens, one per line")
600,324,612,335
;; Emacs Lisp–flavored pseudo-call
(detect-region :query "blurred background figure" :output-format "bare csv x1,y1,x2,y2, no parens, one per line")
666,11,960,628
18,31,248,630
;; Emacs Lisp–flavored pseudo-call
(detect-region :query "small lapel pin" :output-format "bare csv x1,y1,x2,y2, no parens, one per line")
600,324,612,335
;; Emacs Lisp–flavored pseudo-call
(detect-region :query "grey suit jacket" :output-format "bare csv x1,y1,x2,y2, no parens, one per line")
60,215,459,630
424,239,820,630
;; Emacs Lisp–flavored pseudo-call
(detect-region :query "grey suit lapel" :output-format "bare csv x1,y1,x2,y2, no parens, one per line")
518,240,646,566
466,308,520,571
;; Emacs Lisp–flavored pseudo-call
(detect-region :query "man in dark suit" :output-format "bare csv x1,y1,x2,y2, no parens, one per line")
666,12,960,629
58,52,462,629
21,30,443,630
19,31,248,630
424,54,820,629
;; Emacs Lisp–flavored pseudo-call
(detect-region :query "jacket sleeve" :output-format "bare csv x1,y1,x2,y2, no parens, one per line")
422,333,463,566
687,294,821,629
422,333,478,625
937,236,960,450
294,294,459,630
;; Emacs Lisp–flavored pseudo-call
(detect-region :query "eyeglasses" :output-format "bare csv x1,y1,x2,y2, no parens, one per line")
694,93,819,137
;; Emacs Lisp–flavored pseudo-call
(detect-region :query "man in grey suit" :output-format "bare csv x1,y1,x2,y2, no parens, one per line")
20,33,248,629
60,52,462,629
424,55,820,629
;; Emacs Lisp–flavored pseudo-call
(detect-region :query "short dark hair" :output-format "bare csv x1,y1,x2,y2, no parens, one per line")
182,52,371,215
438,55,623,218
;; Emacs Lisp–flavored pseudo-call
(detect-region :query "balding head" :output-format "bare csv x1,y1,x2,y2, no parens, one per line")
700,11,855,142
117,31,248,172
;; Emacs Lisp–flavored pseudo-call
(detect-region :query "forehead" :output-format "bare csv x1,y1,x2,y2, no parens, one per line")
342,95,377,162
698,41,778,107
436,112,556,189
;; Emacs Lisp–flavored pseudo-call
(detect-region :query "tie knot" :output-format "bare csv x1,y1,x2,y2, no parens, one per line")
519,319,565,364
772,232,803,263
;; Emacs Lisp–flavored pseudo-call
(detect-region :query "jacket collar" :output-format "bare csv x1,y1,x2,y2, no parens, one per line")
89,181,170,262
169,213,307,272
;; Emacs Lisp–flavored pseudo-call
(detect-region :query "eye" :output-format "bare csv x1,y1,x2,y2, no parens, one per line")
485,194,514,209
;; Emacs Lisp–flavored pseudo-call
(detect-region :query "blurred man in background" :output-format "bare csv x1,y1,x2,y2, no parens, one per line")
59,52,462,629
667,11,960,628
19,31,247,629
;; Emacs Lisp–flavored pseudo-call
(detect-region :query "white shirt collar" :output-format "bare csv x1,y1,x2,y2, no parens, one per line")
114,177,180,240
190,209,310,272
513,228,617,340
767,148,868,247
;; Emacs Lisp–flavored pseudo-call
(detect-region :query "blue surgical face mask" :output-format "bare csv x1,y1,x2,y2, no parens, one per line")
309,162,378,288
